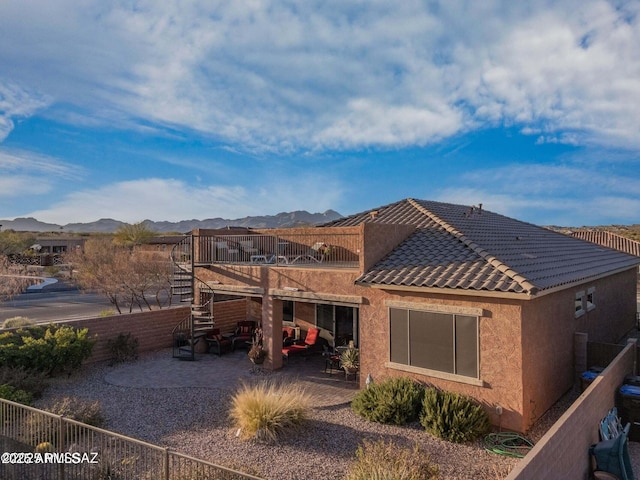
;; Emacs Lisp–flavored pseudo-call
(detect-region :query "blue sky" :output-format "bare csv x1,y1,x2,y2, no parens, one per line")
1,1,639,227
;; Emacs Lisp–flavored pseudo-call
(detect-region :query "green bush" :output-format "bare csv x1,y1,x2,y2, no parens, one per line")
0,365,49,398
345,440,439,480
0,324,95,375
0,383,33,405
48,396,105,427
2,316,34,329
351,377,424,425
107,332,139,365
420,389,491,443
230,380,310,441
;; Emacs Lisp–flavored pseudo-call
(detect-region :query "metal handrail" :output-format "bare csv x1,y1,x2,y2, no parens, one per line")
192,233,360,267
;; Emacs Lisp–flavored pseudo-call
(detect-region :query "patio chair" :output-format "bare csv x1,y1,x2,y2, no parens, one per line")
232,320,256,351
289,242,329,264
205,328,232,356
215,241,239,262
282,327,323,360
590,408,635,480
282,326,296,347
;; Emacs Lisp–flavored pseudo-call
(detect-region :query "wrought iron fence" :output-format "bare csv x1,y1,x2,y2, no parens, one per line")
0,398,263,480
194,233,360,267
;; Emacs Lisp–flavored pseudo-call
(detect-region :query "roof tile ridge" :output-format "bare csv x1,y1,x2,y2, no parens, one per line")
407,198,539,294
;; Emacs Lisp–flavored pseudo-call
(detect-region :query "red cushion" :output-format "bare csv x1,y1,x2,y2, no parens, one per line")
304,328,319,346
282,345,307,355
240,326,251,334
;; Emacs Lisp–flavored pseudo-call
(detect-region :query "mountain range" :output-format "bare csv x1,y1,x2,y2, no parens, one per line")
0,210,343,233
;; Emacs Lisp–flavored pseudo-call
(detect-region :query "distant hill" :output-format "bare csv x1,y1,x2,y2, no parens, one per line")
0,210,343,233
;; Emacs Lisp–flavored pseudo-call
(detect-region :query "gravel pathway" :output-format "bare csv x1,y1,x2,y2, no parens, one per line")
33,349,625,479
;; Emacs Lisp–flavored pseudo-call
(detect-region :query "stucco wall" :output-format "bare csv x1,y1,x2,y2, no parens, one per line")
194,248,638,434
521,268,638,431
574,268,638,343
360,289,527,432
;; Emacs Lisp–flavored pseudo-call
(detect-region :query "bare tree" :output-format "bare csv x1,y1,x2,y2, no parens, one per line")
66,238,173,314
0,256,36,302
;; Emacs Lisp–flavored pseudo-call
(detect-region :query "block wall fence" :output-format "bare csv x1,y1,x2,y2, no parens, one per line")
60,299,247,364
507,338,637,479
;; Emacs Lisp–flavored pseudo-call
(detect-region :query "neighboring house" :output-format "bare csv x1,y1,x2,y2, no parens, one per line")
178,198,640,432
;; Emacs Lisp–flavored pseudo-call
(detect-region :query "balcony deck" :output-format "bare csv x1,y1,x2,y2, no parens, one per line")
190,232,360,268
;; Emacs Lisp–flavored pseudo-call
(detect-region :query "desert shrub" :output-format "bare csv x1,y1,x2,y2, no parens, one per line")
351,377,424,425
107,332,139,365
0,323,95,375
0,383,33,405
2,316,34,329
230,380,310,441
345,439,439,480
48,396,105,427
99,309,117,317
35,441,54,453
420,388,491,443
0,365,49,398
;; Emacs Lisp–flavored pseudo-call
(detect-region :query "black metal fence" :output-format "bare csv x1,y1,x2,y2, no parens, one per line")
0,398,263,480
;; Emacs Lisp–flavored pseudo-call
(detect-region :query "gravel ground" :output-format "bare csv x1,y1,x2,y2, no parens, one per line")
33,350,638,480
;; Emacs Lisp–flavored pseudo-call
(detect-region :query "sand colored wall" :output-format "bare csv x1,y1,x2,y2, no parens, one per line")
508,340,637,480
521,268,638,431
60,306,190,364
360,289,527,432
361,223,415,271
574,268,638,343
211,299,248,334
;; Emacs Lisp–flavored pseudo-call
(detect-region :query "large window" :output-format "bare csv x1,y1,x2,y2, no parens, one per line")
316,304,358,347
389,308,478,378
283,300,294,323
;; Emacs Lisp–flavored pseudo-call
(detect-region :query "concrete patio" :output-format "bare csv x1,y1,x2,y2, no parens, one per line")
103,347,360,408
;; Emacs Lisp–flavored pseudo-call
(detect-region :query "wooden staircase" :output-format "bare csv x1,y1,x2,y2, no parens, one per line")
170,235,214,360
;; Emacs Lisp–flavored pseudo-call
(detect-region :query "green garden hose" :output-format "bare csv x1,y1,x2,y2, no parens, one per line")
483,432,535,458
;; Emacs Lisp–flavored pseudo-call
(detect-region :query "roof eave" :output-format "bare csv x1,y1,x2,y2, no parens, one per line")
357,263,639,301
356,281,534,300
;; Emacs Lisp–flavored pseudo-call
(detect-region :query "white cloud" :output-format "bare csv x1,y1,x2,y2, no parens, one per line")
435,162,640,225
0,148,80,197
23,175,344,224
0,1,639,151
0,82,51,141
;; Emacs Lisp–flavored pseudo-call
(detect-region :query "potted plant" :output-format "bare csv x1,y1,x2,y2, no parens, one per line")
248,344,267,364
248,327,267,364
340,347,359,373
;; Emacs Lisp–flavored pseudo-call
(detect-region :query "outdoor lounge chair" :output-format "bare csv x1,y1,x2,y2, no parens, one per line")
289,242,329,264
232,320,256,351
205,328,232,356
282,327,323,360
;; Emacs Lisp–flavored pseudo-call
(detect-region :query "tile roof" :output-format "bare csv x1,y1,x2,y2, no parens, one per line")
326,199,640,295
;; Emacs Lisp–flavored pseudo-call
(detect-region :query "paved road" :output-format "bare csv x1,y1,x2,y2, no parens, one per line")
0,283,114,324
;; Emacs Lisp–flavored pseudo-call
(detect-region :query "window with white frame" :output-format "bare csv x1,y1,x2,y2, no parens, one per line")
586,287,596,312
575,291,585,317
389,308,479,379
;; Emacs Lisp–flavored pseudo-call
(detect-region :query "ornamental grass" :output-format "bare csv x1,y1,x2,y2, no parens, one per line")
230,380,311,442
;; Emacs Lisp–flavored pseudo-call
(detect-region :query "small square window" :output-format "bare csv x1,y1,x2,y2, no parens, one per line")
586,287,596,312
575,291,585,318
